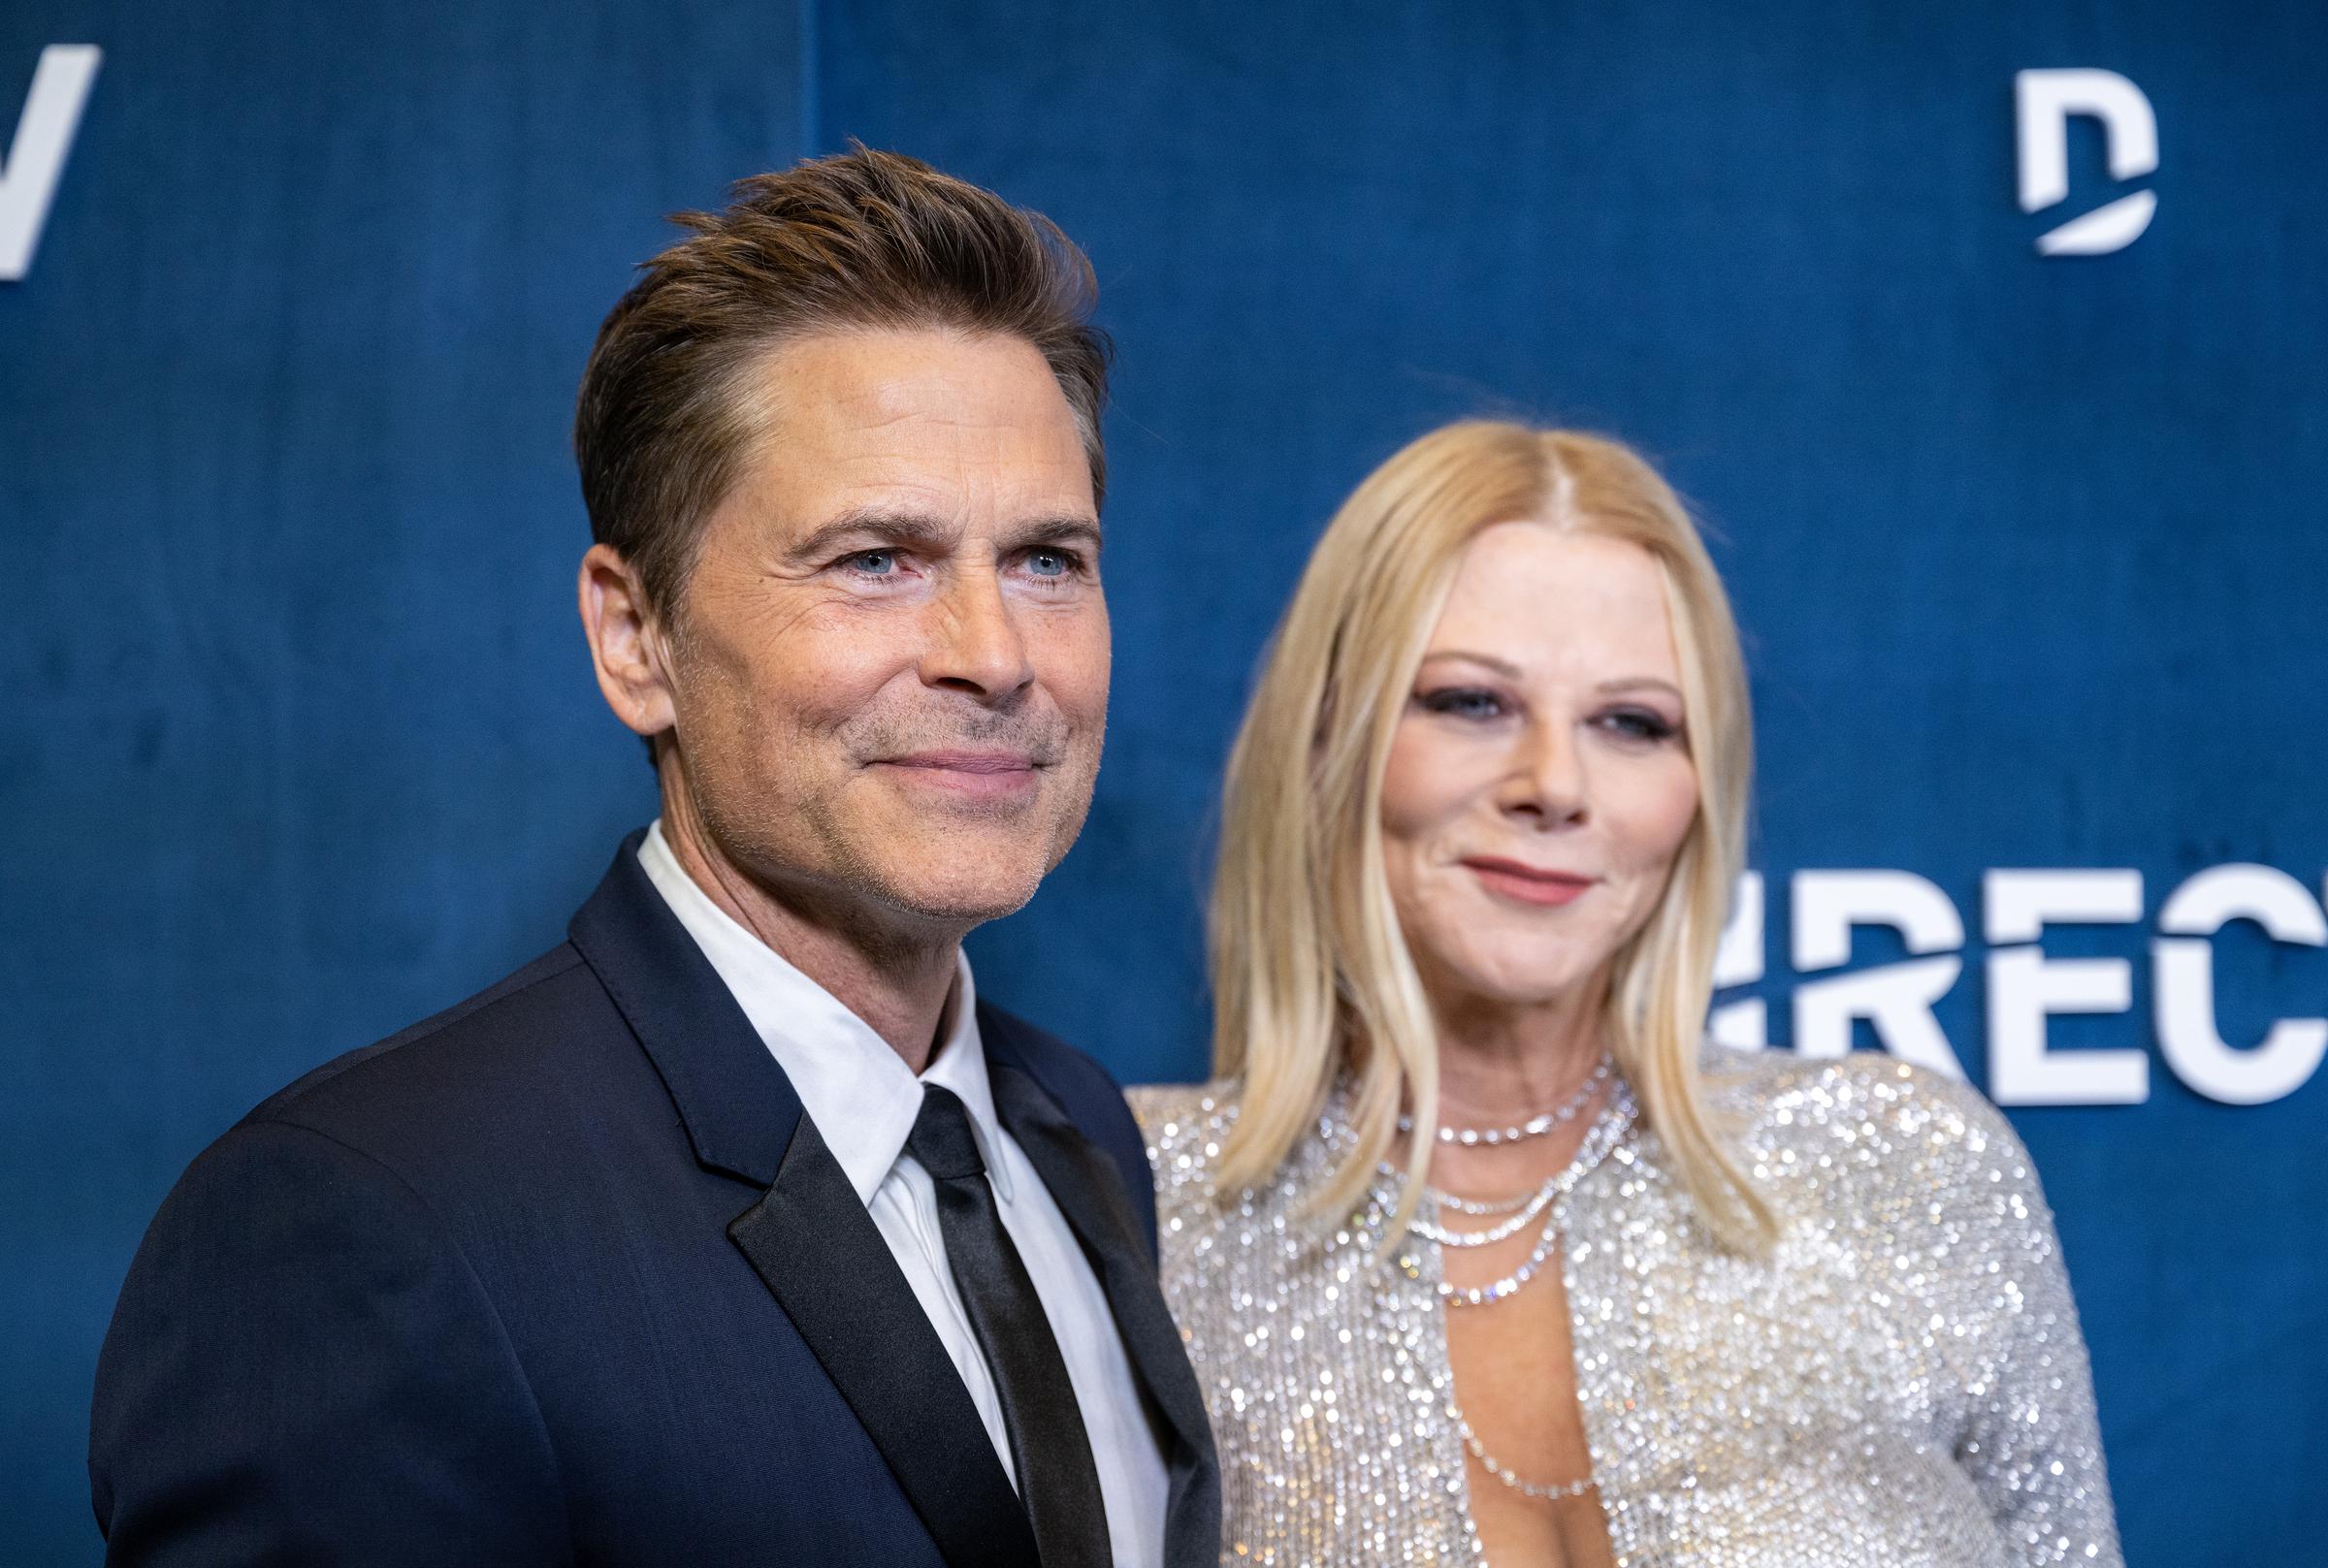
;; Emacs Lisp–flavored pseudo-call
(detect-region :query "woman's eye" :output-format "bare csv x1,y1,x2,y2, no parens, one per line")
1417,687,1507,720
1599,707,1681,744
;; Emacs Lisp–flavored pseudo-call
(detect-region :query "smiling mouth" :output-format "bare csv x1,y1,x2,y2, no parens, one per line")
870,751,1045,799
1461,856,1598,907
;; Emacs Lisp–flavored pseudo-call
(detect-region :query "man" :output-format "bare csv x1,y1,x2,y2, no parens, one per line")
90,149,1218,1568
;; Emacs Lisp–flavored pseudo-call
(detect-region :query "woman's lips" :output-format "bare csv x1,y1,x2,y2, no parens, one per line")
1462,855,1598,907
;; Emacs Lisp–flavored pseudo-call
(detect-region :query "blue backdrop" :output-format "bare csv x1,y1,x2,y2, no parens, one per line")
5,2,2323,1561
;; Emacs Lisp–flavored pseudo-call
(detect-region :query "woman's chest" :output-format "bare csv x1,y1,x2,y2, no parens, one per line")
1162,1161,2008,1567
1562,1153,1999,1477
1163,1200,1482,1563
1557,1162,2009,1564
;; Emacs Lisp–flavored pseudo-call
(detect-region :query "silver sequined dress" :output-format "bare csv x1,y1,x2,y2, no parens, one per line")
1130,1047,2122,1567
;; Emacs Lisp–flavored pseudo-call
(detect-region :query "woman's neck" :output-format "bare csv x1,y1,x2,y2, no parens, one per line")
1407,976,1617,1200
1429,978,1610,1129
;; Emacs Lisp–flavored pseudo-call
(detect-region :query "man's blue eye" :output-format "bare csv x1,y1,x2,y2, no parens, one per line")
851,551,896,575
1026,550,1069,577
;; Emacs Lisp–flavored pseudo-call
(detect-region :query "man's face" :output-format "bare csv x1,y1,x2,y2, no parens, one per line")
660,328,1109,934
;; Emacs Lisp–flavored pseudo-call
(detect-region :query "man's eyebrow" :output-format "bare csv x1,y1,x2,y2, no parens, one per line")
786,509,954,561
787,509,1104,560
1001,516,1105,553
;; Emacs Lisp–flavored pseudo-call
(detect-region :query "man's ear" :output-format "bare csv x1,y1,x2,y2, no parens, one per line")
578,543,679,741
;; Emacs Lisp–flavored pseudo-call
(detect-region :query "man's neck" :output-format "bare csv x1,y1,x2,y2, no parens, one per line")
658,806,963,1076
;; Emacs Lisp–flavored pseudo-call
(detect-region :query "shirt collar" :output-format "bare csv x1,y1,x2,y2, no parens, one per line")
636,820,1010,1205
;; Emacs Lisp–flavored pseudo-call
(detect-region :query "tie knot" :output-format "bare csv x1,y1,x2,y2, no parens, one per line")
907,1085,986,1181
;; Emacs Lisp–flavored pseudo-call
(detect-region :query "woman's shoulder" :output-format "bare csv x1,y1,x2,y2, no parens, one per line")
1123,1081,1253,1238
1698,1040,1995,1121
1124,1079,1241,1160
1701,1037,2003,1112
1697,1044,2046,1222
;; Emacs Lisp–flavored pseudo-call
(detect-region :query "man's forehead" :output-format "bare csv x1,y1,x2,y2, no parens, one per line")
733,329,1094,512
749,330,1071,433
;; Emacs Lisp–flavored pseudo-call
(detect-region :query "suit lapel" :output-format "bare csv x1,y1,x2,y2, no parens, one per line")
567,831,795,1188
988,1063,1224,1568
568,834,1036,1567
729,1115,1038,1568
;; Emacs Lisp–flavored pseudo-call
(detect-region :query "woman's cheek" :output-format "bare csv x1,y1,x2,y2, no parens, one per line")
1621,758,1700,870
1377,726,1439,841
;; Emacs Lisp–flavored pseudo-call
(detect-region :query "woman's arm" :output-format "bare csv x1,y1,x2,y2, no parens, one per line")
1941,1090,2125,1568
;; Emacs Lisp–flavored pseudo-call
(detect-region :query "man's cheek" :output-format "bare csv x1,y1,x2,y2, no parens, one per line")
1029,609,1109,685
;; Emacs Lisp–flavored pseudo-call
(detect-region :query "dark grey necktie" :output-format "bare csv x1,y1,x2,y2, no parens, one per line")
907,1085,1113,1567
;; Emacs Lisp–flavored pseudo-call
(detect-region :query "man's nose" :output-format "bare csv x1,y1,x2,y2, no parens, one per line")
920,566,1034,700
1501,720,1588,827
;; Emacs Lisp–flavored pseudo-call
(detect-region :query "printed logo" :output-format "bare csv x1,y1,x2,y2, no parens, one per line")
1,45,102,282
1712,866,2328,1107
2015,68,2157,256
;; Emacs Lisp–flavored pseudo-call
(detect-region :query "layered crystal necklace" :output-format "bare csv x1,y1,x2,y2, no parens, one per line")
1394,1068,1635,1504
1387,1069,1633,1308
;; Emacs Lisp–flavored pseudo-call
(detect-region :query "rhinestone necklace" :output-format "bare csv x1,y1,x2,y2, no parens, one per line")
1428,1184,1538,1217
1398,1054,1613,1147
1402,1082,1634,1308
1452,1401,1600,1500
1439,1200,1563,1307
1410,1179,1557,1247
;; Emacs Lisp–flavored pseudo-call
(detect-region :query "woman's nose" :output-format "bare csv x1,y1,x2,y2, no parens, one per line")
1500,720,1587,827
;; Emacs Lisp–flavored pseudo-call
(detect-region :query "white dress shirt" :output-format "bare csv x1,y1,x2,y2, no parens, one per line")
637,823,1169,1568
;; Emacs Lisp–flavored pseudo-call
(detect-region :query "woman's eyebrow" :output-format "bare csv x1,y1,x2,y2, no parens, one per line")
1597,677,1684,700
1417,650,1523,679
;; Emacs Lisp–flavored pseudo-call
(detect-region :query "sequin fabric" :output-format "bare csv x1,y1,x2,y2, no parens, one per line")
1130,1047,2122,1567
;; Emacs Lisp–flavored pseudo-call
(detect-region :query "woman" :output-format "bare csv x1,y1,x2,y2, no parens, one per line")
1132,422,2120,1567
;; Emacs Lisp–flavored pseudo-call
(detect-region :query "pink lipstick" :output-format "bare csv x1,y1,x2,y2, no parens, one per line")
1462,856,1597,908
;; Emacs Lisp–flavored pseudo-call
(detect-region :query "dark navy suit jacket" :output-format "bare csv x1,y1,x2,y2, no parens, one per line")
90,834,1219,1567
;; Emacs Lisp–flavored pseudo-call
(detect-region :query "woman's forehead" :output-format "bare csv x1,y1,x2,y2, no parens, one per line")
1431,526,1676,661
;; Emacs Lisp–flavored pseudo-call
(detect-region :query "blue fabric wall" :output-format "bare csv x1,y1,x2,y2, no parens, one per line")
5,2,2322,1561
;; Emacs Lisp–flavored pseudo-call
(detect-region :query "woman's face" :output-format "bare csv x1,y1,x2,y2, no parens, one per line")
1379,524,1701,1013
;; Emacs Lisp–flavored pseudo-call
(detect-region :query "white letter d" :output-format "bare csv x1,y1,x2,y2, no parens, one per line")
2015,68,2156,257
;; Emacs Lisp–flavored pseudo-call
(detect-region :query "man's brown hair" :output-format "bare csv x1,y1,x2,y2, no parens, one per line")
574,147,1112,613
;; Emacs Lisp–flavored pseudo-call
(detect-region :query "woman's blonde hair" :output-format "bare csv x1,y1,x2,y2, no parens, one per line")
1210,420,1776,1255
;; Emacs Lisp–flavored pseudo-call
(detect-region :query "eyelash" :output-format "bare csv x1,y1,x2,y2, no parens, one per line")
1414,687,1682,745
1417,687,1509,720
1018,546,1088,582
1600,707,1681,744
842,550,904,579
834,547,1089,583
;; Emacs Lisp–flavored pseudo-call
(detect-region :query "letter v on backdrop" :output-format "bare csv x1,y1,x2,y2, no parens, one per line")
1,45,102,282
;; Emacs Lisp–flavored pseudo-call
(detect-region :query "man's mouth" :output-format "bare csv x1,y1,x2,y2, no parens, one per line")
871,750,1046,799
